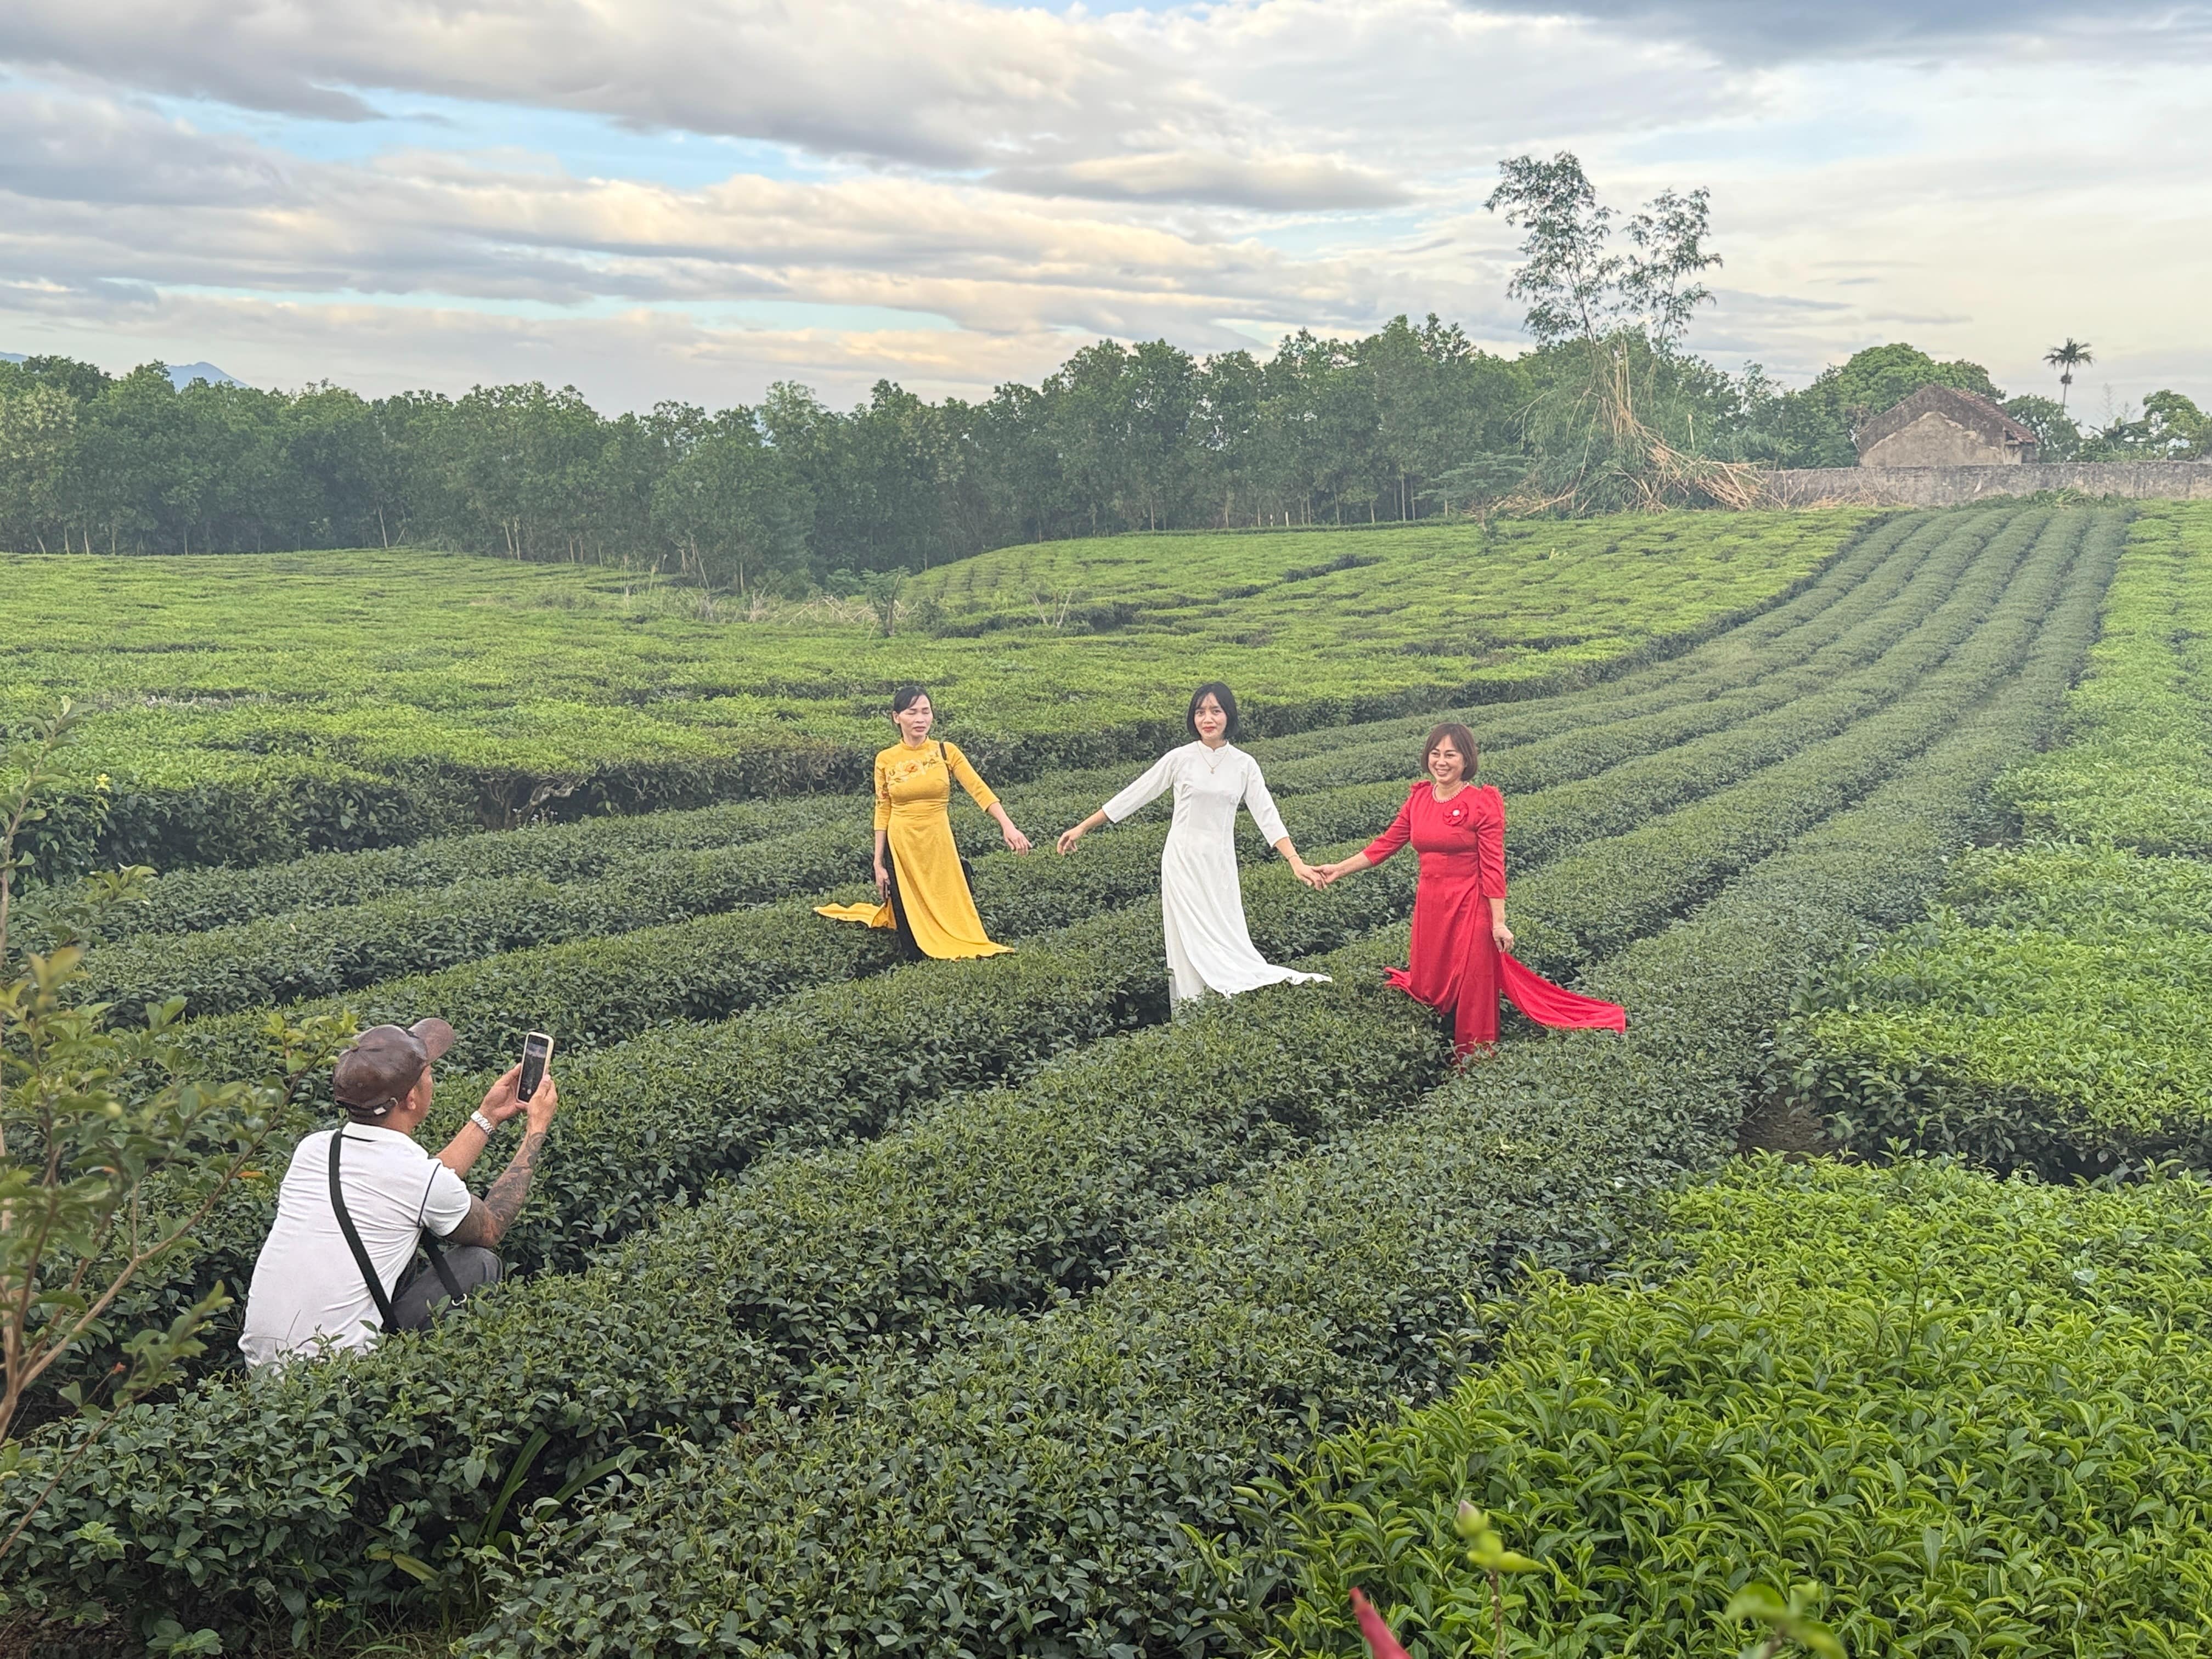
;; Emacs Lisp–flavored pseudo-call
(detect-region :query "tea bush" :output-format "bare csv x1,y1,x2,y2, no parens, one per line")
1264,1155,2212,1659
1784,504,2211,1173
55,505,1925,985
94,840,1423,1380
0,935,1438,1633
103,794,842,939
2000,503,2212,856
0,503,2124,1652
1251,509,1923,766
0,511,2097,1654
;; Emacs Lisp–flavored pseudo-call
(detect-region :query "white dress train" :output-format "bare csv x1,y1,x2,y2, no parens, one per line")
1101,741,1331,1003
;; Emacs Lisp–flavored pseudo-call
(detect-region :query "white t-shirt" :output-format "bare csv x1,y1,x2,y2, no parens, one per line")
239,1122,472,1369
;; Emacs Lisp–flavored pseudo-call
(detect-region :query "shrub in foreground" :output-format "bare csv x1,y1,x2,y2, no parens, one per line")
1267,1157,2212,1659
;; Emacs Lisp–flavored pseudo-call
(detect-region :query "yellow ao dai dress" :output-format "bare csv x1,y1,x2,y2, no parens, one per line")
815,740,1009,959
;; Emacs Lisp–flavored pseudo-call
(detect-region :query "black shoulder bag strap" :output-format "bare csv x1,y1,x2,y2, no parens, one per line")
329,1129,465,1336
328,1127,397,1335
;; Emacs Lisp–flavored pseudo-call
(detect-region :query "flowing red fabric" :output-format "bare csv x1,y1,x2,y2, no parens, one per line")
1349,1588,1412,1659
1365,781,1627,1053
1498,950,1628,1032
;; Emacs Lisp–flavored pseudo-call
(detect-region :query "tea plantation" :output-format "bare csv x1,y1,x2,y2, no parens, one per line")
1,513,1859,875
1784,503,2212,1173
5,501,2208,1659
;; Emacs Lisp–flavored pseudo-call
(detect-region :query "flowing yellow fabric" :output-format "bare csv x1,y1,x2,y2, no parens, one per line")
814,740,1011,959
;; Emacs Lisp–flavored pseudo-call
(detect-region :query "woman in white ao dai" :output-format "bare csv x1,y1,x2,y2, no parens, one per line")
1059,683,1329,1003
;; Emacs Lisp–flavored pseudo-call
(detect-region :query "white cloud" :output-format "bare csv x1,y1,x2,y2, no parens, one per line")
1,0,1168,164
0,89,1407,366
1458,0,2212,64
1,0,2209,404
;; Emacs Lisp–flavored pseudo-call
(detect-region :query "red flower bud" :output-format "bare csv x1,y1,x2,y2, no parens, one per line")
1350,1587,1412,1659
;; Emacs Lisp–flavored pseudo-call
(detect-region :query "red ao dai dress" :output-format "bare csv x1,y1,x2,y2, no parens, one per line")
1361,780,1626,1053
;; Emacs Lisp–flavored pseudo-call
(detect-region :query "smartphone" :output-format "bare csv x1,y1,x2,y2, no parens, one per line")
517,1031,554,1102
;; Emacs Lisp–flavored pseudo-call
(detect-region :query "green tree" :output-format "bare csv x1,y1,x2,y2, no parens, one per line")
444,383,607,560
2001,394,2081,460
1486,153,1621,347
1045,341,1143,535
2079,389,2210,460
1483,153,1739,510
0,382,78,554
1194,349,1267,526
0,357,111,405
650,425,812,593
958,380,1065,546
2042,337,2094,410
1485,155,1719,350
284,383,398,548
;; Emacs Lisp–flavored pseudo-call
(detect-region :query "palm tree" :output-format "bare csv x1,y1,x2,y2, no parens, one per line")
2044,338,2094,410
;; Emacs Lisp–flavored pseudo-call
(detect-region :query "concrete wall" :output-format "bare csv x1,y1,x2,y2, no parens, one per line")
1756,462,2212,508
1858,411,2025,469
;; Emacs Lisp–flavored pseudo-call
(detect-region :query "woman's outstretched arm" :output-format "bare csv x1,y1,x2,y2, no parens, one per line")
1057,808,1109,855
1060,751,1175,854
1317,789,1417,883
1271,835,1327,888
986,800,1032,854
944,742,1030,853
1242,764,1321,887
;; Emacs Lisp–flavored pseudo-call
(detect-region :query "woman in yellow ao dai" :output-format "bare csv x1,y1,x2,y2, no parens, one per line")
815,684,1032,959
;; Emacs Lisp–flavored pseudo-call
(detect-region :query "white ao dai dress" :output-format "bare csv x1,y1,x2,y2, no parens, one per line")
1101,741,1330,1003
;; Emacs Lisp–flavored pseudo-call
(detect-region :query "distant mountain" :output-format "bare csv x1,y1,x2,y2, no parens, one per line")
2,351,244,389
165,361,243,388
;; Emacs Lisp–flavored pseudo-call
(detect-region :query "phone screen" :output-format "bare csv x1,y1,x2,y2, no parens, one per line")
518,1032,553,1101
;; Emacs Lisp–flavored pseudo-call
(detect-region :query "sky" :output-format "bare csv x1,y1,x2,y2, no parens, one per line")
2,0,2209,415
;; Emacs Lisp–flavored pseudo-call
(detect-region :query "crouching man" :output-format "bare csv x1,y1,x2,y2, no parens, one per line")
239,1018,558,1369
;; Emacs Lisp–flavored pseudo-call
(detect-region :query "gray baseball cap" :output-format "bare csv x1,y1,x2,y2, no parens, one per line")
332,1018,456,1116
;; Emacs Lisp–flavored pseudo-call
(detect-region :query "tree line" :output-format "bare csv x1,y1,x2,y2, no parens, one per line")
4,155,2204,589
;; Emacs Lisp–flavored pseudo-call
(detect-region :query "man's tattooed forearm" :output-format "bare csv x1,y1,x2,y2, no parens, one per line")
483,1130,546,1233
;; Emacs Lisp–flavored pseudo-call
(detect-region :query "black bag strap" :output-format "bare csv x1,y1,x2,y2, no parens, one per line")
418,1227,465,1302
328,1127,398,1335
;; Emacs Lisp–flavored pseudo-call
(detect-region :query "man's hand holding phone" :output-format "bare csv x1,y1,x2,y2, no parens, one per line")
520,1071,560,1134
478,1063,530,1127
478,1032,560,1133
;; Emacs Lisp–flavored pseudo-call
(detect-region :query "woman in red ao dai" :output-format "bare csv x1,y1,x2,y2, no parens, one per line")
1314,722,1624,1054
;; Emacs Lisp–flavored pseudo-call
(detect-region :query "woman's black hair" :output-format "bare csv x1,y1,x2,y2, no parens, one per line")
890,683,930,716
1186,682,1241,742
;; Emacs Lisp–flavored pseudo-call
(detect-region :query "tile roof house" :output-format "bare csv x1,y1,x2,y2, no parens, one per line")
1854,383,2040,467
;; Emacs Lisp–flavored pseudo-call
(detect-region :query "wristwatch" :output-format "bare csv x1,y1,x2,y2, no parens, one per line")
470,1110,501,1137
